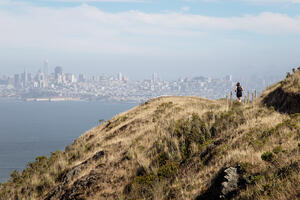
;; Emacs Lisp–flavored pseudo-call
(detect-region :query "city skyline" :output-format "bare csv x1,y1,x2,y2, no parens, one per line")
0,58,288,81
0,63,282,103
1,0,300,79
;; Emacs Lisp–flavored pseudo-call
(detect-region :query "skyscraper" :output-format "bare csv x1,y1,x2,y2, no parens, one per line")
55,66,63,80
22,69,28,88
118,72,123,81
152,72,159,83
78,74,86,82
225,75,232,81
44,60,49,76
14,74,20,88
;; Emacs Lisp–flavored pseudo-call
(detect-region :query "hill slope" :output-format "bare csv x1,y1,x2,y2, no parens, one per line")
261,68,300,114
1,71,300,200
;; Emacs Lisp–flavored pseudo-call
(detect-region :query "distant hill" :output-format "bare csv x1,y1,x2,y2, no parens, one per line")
0,69,300,200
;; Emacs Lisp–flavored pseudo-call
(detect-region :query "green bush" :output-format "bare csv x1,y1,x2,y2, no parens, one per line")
153,102,174,122
249,175,262,184
152,152,169,167
269,106,275,112
10,170,22,184
272,146,282,154
36,177,51,195
261,151,274,162
84,143,95,152
212,109,245,136
173,113,211,160
157,162,178,179
135,174,158,186
48,150,61,166
249,139,266,150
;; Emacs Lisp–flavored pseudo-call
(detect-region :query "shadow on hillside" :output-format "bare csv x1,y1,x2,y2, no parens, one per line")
262,87,300,114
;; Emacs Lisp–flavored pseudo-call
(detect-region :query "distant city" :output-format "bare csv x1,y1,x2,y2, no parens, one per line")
0,61,282,103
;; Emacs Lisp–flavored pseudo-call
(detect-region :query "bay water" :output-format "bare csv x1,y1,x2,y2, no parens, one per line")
0,100,136,183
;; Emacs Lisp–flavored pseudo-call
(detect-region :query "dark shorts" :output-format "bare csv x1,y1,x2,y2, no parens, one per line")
237,92,242,98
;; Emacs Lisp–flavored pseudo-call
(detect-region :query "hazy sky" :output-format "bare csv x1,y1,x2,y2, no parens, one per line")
0,0,300,79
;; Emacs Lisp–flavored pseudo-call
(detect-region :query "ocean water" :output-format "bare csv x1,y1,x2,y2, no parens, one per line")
0,100,136,183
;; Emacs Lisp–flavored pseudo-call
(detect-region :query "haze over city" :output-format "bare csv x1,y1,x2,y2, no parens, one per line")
1,0,300,79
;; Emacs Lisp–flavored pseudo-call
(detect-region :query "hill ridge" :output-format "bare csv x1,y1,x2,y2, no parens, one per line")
0,71,300,200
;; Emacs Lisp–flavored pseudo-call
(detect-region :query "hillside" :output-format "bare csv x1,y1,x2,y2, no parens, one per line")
0,70,300,200
261,67,300,114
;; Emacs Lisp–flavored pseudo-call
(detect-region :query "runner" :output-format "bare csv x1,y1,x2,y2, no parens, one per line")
235,82,244,103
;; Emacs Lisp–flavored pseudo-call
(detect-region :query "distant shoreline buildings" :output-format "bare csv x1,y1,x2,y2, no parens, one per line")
0,62,281,103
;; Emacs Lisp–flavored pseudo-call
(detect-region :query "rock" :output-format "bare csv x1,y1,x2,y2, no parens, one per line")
92,151,105,161
45,161,88,200
195,166,245,200
220,167,239,198
60,171,101,200
63,164,85,184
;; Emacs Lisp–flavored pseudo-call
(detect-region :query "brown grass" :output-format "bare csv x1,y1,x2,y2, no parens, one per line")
0,95,300,200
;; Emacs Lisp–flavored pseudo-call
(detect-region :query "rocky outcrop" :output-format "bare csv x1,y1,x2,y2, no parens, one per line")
45,151,105,200
195,166,246,200
220,167,240,198
59,171,101,200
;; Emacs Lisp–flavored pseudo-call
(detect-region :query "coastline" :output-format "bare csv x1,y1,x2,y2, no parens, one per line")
0,97,142,104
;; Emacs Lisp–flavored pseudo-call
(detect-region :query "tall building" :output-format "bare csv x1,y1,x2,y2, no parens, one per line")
55,66,63,80
79,74,86,82
225,75,232,81
14,74,20,88
152,72,159,83
22,70,28,88
66,73,76,83
44,60,49,77
118,72,123,81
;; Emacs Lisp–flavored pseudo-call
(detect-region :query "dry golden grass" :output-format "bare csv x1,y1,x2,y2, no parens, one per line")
0,93,299,200
260,68,300,97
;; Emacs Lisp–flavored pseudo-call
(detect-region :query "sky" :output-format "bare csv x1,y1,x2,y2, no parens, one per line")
0,0,300,80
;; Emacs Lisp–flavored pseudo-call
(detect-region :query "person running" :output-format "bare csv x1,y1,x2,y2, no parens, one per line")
235,82,244,102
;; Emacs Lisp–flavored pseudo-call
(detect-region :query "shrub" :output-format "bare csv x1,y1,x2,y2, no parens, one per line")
249,175,262,184
157,162,178,179
10,170,22,184
153,102,173,122
250,139,266,150
131,174,158,199
272,146,282,154
269,106,275,112
212,109,245,136
135,174,158,186
152,152,169,167
84,143,94,152
298,143,300,148
48,150,62,166
261,151,274,162
36,177,51,195
173,114,211,160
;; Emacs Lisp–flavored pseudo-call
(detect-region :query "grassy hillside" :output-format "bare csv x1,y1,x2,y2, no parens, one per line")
261,67,300,114
0,70,300,200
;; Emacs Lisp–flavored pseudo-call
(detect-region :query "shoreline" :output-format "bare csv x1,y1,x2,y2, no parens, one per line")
0,97,140,104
